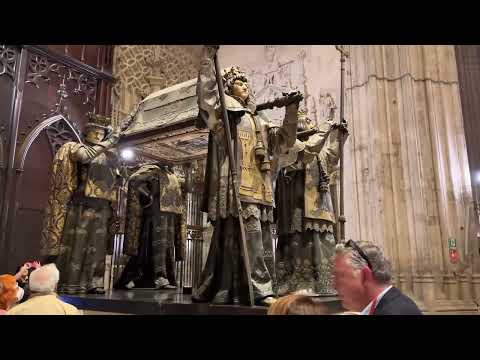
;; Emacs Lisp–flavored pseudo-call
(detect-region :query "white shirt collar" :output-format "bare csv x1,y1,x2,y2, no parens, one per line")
360,285,393,315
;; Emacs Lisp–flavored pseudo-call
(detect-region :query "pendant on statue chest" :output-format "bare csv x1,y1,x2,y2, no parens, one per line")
84,152,117,202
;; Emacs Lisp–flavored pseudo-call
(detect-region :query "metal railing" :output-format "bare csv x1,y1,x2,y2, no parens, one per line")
175,191,204,293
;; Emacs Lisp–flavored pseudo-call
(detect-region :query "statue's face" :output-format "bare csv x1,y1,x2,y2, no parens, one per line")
232,79,249,102
85,128,105,143
298,115,315,132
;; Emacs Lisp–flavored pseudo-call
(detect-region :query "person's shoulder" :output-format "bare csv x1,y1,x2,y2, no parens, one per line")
378,287,422,315
58,298,82,315
6,301,29,315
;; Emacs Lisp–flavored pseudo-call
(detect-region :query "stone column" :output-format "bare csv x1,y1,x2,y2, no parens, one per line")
147,76,167,93
471,274,480,300
345,45,474,310
443,274,460,300
459,273,472,301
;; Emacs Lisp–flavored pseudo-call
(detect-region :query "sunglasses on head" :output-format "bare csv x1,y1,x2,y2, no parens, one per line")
345,239,373,270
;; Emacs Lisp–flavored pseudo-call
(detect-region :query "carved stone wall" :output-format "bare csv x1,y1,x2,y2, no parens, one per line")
111,45,202,126
343,45,476,311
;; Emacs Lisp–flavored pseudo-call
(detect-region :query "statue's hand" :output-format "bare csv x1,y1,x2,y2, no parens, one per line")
332,118,349,135
282,90,304,103
338,118,348,134
102,128,120,147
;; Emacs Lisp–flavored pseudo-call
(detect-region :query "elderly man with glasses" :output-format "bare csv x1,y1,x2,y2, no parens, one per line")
333,240,422,315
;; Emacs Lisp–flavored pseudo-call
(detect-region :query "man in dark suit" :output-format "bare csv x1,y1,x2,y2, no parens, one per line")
332,240,422,315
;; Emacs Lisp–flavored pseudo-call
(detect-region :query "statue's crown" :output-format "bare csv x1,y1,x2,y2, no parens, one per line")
86,112,112,128
222,66,248,86
298,108,309,118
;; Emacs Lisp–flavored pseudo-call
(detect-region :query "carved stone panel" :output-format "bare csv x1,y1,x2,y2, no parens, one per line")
25,54,97,106
15,51,97,151
111,45,202,125
45,119,79,156
0,45,18,81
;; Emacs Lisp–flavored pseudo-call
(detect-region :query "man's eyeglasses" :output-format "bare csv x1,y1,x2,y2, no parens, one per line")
345,239,373,270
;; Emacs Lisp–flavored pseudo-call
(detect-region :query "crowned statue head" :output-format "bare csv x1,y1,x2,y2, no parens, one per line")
84,112,113,145
297,108,316,133
222,66,253,104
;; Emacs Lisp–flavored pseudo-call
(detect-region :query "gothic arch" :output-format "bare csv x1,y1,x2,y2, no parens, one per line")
14,114,81,171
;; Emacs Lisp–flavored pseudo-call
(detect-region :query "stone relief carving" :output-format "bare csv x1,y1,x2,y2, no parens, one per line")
246,45,308,125
0,45,17,80
17,65,86,150
318,92,337,122
25,54,97,106
132,152,156,165
238,46,340,127
17,53,95,147
45,118,78,156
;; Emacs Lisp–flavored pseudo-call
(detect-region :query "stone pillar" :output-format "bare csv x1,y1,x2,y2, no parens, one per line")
443,274,460,300
398,273,409,295
147,76,167,93
459,273,472,300
412,274,423,301
345,45,474,309
471,273,480,300
422,274,436,305
391,273,397,288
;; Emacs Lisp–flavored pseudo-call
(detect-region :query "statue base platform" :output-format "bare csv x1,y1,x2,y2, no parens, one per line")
59,289,343,315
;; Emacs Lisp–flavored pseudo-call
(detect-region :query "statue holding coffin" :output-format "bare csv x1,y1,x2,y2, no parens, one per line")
275,108,348,296
115,164,187,290
40,113,122,294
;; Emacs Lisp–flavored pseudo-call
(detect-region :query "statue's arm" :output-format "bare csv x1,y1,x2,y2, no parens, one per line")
71,131,120,164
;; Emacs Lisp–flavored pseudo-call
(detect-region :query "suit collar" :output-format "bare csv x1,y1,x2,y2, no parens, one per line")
375,286,400,310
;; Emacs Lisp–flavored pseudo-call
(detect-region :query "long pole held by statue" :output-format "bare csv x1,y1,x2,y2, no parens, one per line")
335,45,349,244
212,47,255,307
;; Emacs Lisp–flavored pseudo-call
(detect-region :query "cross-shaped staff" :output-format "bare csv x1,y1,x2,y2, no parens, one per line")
335,45,349,244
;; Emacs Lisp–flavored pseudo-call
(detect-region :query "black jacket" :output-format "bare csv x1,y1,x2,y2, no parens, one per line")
374,287,422,315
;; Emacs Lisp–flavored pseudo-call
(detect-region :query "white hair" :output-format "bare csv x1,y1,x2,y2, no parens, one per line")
29,263,60,293
335,241,392,284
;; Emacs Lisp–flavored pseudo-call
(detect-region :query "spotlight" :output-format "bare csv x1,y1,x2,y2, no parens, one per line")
120,148,135,161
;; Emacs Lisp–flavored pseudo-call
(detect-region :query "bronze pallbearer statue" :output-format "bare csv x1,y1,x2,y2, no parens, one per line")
114,164,186,290
192,45,302,306
40,113,122,294
275,108,348,296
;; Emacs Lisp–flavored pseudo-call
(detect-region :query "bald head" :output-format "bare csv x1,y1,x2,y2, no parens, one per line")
29,264,60,294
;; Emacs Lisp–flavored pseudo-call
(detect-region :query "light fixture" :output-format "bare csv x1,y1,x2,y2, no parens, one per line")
120,148,135,161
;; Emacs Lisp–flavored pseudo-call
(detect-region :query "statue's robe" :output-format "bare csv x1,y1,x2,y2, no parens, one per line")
115,165,186,289
41,141,121,294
